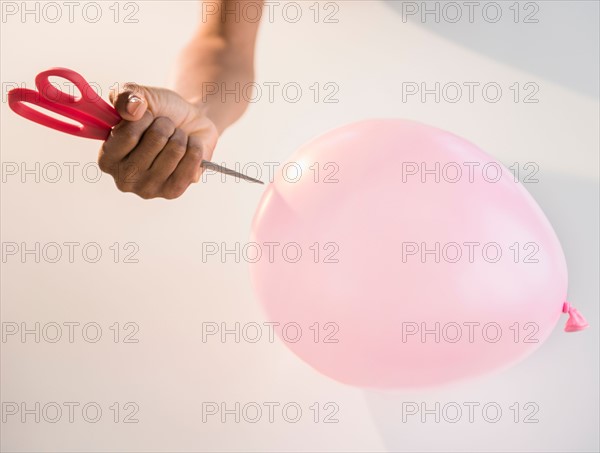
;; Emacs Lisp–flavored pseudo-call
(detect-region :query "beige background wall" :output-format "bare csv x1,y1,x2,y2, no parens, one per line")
1,1,598,451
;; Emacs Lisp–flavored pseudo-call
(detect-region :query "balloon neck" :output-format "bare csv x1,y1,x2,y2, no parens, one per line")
562,302,589,333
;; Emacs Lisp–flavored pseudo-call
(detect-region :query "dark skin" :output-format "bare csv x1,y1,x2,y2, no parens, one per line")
98,1,263,199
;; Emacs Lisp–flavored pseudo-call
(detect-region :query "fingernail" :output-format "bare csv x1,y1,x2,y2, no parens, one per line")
127,95,144,116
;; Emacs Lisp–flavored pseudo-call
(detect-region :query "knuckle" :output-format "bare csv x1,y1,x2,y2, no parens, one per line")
114,179,133,193
97,155,112,174
161,191,180,200
162,190,183,200
117,161,142,185
147,117,175,142
164,180,189,199
135,186,158,200
168,129,188,151
186,142,204,162
115,126,141,148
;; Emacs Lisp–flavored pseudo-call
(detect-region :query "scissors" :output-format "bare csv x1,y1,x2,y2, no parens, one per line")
7,67,263,184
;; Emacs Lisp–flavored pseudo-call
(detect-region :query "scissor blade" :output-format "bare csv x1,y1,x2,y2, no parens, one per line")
201,160,264,184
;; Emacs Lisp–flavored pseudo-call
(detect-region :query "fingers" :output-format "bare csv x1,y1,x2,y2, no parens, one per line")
159,126,217,198
167,135,205,190
97,85,219,199
148,128,188,182
98,111,154,169
125,117,176,172
98,124,216,200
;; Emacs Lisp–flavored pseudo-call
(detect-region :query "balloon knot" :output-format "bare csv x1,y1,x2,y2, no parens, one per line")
562,301,589,332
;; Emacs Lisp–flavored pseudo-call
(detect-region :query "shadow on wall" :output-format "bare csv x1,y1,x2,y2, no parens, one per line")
384,0,600,98
362,172,599,452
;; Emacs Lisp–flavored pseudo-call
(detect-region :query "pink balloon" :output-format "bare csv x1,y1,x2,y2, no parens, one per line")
249,119,568,389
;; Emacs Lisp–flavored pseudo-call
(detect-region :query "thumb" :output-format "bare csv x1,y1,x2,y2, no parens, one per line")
109,82,149,121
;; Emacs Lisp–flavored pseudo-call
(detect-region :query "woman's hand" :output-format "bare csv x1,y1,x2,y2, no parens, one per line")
98,84,219,200
99,1,263,199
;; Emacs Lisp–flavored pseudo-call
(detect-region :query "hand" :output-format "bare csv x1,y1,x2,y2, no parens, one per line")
98,83,219,199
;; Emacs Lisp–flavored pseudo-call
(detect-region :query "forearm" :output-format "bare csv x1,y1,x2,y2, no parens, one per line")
172,0,263,134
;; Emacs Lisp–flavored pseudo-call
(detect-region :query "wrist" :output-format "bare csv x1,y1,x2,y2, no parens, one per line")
190,95,246,136
175,34,255,134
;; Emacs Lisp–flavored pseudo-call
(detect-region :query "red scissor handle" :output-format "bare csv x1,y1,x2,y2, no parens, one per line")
8,67,122,141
